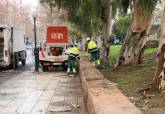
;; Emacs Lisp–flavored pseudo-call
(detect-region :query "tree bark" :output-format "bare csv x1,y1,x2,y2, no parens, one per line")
100,0,112,65
151,6,165,91
115,3,153,67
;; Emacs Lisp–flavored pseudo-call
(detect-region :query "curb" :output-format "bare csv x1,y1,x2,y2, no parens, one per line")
79,58,142,114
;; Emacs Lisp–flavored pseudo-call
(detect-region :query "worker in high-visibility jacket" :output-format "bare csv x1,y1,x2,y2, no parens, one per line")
67,44,80,74
86,38,100,66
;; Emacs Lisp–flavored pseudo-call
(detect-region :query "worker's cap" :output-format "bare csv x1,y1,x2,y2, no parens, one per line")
86,37,90,41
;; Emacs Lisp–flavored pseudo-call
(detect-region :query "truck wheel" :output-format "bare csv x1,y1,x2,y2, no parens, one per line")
21,59,26,66
14,53,19,68
42,66,45,72
42,66,48,72
62,61,68,70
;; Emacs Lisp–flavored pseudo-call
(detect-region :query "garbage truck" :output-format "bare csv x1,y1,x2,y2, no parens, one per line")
0,26,27,69
39,26,69,71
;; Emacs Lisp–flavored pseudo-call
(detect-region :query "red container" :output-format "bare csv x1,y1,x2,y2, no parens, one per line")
46,26,68,44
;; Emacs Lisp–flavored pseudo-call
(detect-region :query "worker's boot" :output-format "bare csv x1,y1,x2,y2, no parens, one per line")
73,68,76,74
96,59,100,65
67,68,71,75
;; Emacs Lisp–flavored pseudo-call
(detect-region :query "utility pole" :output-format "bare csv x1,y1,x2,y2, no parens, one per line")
33,16,39,72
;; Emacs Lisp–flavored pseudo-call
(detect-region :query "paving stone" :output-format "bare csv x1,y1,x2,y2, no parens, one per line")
0,70,87,114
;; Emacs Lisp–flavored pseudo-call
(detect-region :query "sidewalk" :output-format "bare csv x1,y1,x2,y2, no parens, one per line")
79,57,142,114
0,70,87,114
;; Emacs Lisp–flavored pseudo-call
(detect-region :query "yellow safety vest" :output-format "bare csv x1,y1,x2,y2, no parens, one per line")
70,47,79,55
88,40,97,50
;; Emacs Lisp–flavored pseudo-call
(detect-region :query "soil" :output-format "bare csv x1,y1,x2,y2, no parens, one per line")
101,52,165,109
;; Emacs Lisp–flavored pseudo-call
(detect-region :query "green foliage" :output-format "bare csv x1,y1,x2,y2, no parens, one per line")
112,14,132,40
111,1,118,17
69,29,81,40
133,0,158,13
40,0,102,36
76,0,102,36
40,0,158,39
112,0,158,14
110,33,116,43
116,14,132,34
111,0,130,15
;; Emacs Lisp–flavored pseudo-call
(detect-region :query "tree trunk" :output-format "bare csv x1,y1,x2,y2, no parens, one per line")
115,4,153,67
100,0,112,65
151,6,165,91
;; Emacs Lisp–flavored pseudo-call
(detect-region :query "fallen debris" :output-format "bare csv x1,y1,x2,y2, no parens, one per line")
71,103,80,108
49,103,80,112
49,107,72,112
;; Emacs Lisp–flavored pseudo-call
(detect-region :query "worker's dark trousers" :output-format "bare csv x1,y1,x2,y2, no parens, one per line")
91,50,98,62
67,57,76,73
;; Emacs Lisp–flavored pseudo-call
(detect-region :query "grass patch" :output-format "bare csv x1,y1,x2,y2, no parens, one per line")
110,45,122,59
101,46,165,109
110,45,158,64
144,48,158,55
110,45,158,58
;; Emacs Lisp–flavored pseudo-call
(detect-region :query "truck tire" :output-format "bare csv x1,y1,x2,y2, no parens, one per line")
62,61,68,70
21,59,26,66
41,65,45,72
15,53,19,68
13,53,19,68
42,66,48,72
